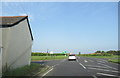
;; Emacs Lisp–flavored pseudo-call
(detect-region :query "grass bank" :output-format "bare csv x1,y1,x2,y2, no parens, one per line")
2,63,49,77
31,56,68,61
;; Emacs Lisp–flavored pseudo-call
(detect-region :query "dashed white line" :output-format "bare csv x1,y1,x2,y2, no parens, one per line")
88,68,119,73
79,63,86,69
97,73,120,77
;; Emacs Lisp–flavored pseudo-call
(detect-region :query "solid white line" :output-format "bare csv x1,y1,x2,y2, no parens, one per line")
92,75,97,78
88,68,119,73
98,63,118,70
42,67,53,77
79,63,86,69
97,73,120,77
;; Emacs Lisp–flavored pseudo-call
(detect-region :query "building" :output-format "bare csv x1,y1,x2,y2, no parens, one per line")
0,16,33,77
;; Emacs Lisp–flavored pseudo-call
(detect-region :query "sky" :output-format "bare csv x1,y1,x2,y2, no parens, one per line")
1,2,118,54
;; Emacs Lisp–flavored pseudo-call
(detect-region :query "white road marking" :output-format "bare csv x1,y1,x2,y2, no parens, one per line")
79,63,86,69
97,73,120,77
42,59,65,77
76,59,79,62
33,65,50,77
88,68,119,73
89,60,94,62
98,61,106,63
84,60,88,63
101,60,108,62
98,63,118,70
86,65,117,69
42,67,53,77
92,75,97,78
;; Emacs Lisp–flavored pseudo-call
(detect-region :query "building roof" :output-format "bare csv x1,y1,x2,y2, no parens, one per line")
0,16,27,27
0,16,33,40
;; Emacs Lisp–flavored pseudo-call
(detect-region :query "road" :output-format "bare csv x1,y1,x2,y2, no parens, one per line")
32,57,120,78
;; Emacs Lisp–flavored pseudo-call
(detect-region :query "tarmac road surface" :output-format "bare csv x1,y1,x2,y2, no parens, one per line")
32,56,120,78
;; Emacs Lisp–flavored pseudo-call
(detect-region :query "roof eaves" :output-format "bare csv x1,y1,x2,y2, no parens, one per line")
0,16,28,28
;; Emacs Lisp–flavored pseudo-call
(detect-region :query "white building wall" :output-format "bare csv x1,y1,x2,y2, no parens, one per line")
0,48,2,78
2,19,32,71
1,28,10,72
0,28,2,78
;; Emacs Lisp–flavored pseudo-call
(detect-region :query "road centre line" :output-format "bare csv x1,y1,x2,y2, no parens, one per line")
98,63,118,70
92,75,97,78
79,63,86,69
88,68,119,73
97,73,120,77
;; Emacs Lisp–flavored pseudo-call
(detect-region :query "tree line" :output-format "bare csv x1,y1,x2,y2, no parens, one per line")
79,50,120,56
31,52,67,56
95,50,120,55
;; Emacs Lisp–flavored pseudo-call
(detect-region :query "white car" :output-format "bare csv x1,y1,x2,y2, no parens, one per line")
68,54,76,61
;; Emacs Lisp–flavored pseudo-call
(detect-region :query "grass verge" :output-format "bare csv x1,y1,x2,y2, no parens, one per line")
2,63,50,77
108,59,120,64
31,56,68,61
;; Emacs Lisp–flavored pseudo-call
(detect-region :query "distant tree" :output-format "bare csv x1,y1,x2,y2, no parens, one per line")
101,51,105,53
79,52,81,55
106,50,116,55
95,51,102,53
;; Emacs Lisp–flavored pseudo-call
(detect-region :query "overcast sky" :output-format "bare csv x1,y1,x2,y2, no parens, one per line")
1,2,118,54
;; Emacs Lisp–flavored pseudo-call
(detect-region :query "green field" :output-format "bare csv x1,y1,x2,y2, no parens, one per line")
31,56,68,61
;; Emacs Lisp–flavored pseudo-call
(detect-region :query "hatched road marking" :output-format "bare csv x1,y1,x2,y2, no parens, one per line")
86,65,117,70
97,73,120,77
88,68,119,73
98,63,118,70
79,63,86,69
84,60,88,63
